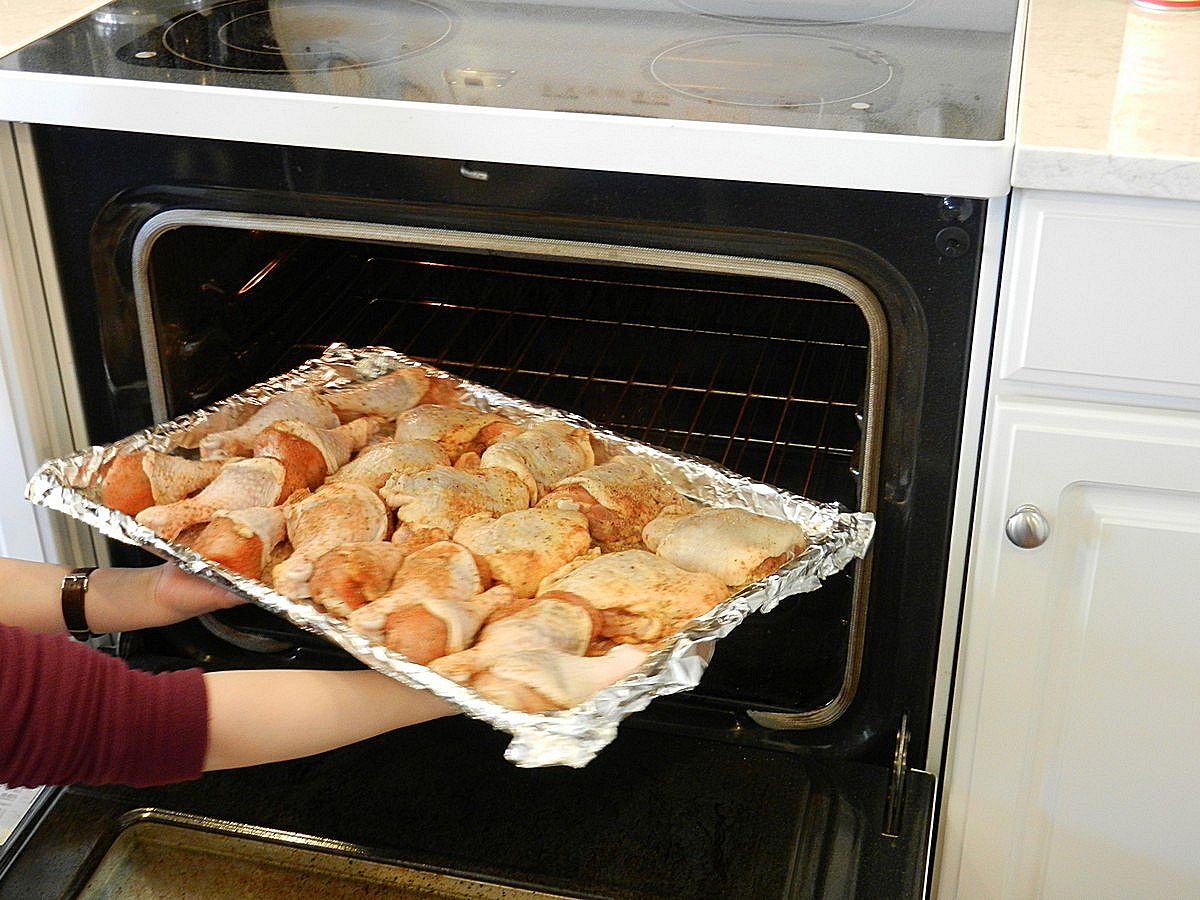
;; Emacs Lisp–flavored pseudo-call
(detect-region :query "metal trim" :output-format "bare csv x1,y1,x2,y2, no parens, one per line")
130,208,887,730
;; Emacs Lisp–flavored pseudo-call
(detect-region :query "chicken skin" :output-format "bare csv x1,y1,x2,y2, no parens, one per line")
253,416,383,496
453,507,592,597
381,465,531,538
136,457,290,541
473,645,649,712
393,405,521,461
272,482,390,600
186,506,287,580
101,451,227,518
309,541,408,618
199,389,339,459
327,439,450,492
537,549,730,645
479,420,595,502
538,455,687,551
643,506,809,587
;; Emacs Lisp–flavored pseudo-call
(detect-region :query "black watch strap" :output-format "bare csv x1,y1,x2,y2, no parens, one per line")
61,566,99,641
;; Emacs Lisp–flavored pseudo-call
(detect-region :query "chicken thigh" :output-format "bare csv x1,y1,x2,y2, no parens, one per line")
453,507,592,597
643,506,809,587
382,465,530,539
473,645,649,712
393,405,520,461
537,549,729,645
538,455,687,550
479,420,595,502
272,482,390,599
327,439,450,492
309,541,408,618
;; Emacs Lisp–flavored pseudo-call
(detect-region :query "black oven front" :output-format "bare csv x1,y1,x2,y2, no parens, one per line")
3,124,991,898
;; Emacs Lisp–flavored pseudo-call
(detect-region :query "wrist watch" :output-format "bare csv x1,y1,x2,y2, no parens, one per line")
61,566,100,640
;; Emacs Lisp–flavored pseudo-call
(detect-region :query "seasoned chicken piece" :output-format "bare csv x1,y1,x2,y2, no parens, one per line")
327,439,450,492
479,420,595,502
538,455,688,551
101,451,227,517
199,389,339,459
381,465,530,536
253,416,383,496
321,368,435,421
136,458,289,541
309,541,408,618
345,541,498,662
643,506,809,587
392,404,520,461
272,482,390,600
186,506,287,579
453,507,592,597
473,645,649,712
430,595,602,684
537,549,730,645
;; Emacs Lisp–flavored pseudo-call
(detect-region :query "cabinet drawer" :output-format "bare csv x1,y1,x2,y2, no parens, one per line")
998,191,1200,401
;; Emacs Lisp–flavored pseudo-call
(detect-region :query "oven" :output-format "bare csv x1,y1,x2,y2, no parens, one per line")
0,1,1018,895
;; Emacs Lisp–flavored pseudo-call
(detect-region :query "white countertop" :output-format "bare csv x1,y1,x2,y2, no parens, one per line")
1014,0,1200,201
0,1,103,57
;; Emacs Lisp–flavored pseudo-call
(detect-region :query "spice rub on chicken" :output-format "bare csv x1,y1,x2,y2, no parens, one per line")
642,506,810,587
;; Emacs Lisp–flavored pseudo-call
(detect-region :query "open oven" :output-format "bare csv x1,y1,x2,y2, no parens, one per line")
0,121,998,897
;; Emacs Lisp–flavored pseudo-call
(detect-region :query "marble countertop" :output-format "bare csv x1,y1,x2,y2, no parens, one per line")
1015,0,1200,201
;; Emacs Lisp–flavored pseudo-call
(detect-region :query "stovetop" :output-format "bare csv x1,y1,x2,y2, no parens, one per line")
0,0,1021,141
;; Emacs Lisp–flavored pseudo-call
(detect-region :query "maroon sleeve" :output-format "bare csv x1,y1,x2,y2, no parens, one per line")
0,624,209,788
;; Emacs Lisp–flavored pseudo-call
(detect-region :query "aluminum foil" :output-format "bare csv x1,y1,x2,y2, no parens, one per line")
26,344,874,768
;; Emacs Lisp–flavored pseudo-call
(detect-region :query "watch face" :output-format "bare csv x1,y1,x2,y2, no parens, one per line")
1,0,1021,141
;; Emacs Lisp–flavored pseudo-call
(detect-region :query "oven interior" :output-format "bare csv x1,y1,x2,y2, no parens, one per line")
122,224,872,723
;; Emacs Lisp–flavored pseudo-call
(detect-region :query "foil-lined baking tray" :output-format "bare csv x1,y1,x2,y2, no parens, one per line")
26,345,874,768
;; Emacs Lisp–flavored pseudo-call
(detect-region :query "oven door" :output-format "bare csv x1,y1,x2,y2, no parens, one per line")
6,125,994,897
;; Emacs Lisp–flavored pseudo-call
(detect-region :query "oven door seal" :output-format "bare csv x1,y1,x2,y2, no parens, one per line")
129,208,888,730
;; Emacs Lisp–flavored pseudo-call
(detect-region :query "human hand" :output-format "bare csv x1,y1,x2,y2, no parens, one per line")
148,563,245,624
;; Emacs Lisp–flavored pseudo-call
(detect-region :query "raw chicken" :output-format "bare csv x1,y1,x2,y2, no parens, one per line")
430,595,602,683
199,389,339,459
272,482,390,599
381,465,530,536
479,420,595,502
345,541,497,662
327,439,450,492
309,541,408,618
392,404,521,461
473,645,649,712
453,507,592,597
253,415,383,495
100,450,226,517
321,367,436,421
537,549,730,645
538,455,687,551
186,506,287,579
643,506,809,587
136,457,289,541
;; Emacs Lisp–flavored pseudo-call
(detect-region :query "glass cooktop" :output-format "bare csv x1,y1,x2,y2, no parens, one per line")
0,0,1021,140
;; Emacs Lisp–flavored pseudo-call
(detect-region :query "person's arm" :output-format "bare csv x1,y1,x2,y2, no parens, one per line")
0,557,243,634
202,668,453,771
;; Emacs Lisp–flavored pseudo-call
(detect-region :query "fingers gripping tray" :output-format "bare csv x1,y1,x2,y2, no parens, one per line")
26,345,873,767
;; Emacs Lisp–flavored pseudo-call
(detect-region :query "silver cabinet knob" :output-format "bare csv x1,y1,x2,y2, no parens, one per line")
1005,505,1050,549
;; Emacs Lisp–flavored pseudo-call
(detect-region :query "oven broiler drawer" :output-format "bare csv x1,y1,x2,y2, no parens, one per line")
2,719,934,899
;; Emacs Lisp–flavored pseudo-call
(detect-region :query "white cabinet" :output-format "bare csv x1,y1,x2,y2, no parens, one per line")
938,190,1200,898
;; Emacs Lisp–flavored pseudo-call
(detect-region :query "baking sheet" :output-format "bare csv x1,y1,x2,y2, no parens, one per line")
26,345,874,767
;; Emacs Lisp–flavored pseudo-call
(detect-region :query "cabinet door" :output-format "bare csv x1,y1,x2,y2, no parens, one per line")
939,397,1200,899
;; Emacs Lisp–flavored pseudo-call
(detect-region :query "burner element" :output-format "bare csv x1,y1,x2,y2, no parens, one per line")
674,0,917,26
650,33,894,108
161,0,452,74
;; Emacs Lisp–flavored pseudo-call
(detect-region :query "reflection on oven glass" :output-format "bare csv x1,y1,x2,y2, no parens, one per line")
160,0,453,73
650,33,894,108
675,0,917,25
